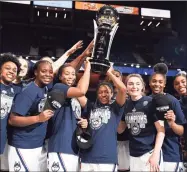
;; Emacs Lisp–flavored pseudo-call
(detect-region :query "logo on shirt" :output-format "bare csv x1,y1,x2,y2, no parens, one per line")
38,97,47,112
90,107,111,130
125,108,148,135
71,98,81,119
14,161,21,172
0,93,14,119
143,101,148,106
51,162,60,172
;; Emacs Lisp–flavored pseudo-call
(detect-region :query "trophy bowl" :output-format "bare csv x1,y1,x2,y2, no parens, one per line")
90,5,119,74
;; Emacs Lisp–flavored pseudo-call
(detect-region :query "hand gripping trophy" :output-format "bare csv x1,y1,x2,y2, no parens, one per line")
90,5,119,74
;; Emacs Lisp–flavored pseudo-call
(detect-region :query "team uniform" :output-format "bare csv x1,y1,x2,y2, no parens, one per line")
80,101,125,172
0,83,21,171
180,96,187,169
48,84,81,172
161,94,186,171
8,81,49,172
117,129,130,171
122,96,163,171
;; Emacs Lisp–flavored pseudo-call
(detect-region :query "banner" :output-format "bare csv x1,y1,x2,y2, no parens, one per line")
0,1,30,4
141,8,171,18
33,1,72,9
75,2,139,15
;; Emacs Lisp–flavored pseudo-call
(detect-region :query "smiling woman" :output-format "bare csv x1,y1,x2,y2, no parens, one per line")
7,60,54,172
149,63,168,95
118,73,165,172
174,70,187,97
0,53,21,171
174,70,187,166
149,63,186,171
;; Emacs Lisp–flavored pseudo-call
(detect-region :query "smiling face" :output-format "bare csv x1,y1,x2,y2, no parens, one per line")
0,61,18,85
149,73,166,94
34,62,53,87
97,85,113,104
174,75,187,96
18,58,28,78
59,66,76,86
126,76,144,98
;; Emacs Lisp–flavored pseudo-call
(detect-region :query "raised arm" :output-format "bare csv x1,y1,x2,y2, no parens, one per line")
53,40,83,73
69,40,94,72
106,67,127,106
66,58,91,98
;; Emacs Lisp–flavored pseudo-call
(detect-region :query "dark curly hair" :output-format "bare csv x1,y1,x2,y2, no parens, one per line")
0,53,21,74
149,63,168,83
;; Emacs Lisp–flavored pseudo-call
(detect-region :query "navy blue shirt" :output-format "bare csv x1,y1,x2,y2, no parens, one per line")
9,81,48,149
48,85,83,155
161,94,186,162
0,83,21,154
80,101,125,164
122,96,158,157
180,96,187,120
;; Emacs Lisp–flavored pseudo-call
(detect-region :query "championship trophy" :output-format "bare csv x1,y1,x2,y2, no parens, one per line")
90,5,119,74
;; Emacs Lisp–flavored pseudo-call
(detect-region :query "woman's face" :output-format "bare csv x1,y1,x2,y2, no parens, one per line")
149,74,165,94
18,58,28,78
35,62,53,85
126,77,143,97
112,71,122,81
174,75,187,95
59,66,76,86
97,85,113,104
0,61,18,84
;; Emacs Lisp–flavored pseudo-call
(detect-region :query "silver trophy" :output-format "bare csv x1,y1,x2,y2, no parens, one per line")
90,5,119,74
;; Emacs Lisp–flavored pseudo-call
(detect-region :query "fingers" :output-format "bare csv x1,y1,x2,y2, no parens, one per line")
147,162,160,172
76,40,83,49
151,165,160,172
45,109,54,113
167,110,174,113
164,110,175,121
85,57,92,61
164,113,175,120
78,118,88,128
77,118,87,124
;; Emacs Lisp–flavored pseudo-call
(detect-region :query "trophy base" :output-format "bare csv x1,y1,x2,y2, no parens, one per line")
90,59,110,74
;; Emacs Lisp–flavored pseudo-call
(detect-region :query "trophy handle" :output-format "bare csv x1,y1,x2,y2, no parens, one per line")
106,23,119,60
91,20,98,58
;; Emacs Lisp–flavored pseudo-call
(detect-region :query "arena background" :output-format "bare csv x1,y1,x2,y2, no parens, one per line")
0,0,187,101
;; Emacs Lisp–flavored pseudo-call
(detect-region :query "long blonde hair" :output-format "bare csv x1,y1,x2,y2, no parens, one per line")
125,74,145,95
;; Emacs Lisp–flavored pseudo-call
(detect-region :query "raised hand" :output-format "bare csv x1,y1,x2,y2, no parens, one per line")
82,40,94,57
67,40,83,55
84,57,91,71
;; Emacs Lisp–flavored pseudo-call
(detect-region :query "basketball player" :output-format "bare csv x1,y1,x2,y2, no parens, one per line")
47,58,91,172
149,63,186,171
173,70,187,169
78,66,127,172
118,74,165,172
105,69,130,171
0,53,21,171
8,60,54,171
